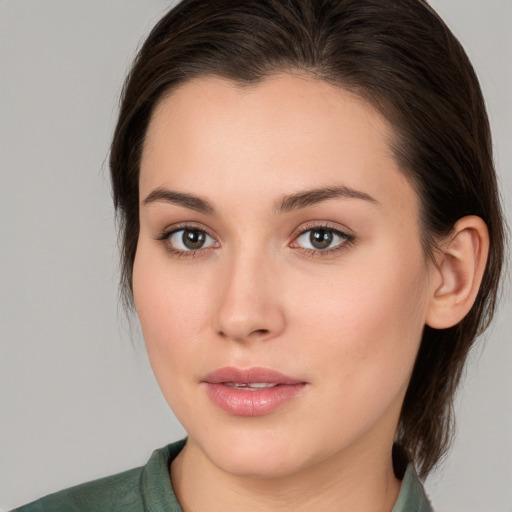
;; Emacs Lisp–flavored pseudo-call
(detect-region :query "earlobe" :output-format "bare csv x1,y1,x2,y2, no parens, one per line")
426,216,489,329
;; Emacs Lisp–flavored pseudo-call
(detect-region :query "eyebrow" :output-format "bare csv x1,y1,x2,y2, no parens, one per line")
142,184,378,215
143,187,215,214
274,185,378,213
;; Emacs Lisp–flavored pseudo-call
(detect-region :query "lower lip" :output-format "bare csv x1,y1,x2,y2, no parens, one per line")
204,383,306,416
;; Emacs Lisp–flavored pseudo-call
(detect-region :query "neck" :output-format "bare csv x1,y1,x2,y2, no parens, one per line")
170,437,401,512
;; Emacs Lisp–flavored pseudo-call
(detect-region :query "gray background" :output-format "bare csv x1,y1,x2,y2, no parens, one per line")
0,1,510,510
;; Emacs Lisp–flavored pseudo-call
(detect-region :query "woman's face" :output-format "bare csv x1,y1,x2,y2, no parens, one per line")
134,74,436,478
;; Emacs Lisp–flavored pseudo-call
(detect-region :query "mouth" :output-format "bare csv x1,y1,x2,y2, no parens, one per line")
223,382,279,389
202,366,307,416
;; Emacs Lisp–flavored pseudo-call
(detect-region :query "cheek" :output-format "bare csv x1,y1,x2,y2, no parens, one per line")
289,244,429,394
132,242,213,385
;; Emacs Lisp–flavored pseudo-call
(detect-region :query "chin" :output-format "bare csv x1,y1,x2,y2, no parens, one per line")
189,425,309,478
193,423,339,481
211,447,304,479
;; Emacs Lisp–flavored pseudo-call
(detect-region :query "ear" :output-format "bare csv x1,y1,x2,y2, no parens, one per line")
426,216,490,329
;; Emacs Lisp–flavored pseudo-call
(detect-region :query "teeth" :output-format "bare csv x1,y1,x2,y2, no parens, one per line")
225,382,278,389
248,382,278,388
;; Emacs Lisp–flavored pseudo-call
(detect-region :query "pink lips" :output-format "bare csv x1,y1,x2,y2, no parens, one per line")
203,367,307,416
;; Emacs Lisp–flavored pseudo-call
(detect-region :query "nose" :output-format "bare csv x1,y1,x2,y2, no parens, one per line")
212,251,286,342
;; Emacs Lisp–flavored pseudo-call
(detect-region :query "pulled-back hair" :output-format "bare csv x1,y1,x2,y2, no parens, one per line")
110,0,505,477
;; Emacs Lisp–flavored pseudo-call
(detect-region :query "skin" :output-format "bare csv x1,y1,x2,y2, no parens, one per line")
134,73,441,512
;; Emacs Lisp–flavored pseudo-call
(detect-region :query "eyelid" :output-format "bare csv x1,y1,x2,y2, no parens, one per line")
155,222,220,257
289,221,355,254
154,220,354,258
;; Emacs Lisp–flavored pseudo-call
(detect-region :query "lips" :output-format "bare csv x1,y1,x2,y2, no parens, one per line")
202,367,307,416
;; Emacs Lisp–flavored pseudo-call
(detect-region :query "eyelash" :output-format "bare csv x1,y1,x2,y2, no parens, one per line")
155,223,218,258
290,222,355,257
155,223,355,258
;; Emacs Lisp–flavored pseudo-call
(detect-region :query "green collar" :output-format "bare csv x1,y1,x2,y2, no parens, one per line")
145,440,433,511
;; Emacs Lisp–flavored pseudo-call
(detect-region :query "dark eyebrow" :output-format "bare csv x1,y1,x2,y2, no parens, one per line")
274,185,378,213
143,187,215,214
143,184,377,215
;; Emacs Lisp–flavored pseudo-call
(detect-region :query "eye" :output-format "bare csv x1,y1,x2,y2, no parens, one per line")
291,226,353,253
162,227,218,253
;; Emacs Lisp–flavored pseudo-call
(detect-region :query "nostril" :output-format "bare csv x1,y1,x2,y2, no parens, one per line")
217,328,270,341
253,329,270,336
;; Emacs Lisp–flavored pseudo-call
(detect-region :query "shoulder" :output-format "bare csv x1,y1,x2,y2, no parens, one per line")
10,440,186,512
11,466,143,512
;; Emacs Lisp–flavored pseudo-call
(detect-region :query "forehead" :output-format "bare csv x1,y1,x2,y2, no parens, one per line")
140,73,417,217
143,73,394,163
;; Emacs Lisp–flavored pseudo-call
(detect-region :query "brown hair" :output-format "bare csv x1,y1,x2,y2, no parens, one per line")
109,0,505,477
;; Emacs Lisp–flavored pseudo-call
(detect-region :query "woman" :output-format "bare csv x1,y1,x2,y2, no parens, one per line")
10,0,506,510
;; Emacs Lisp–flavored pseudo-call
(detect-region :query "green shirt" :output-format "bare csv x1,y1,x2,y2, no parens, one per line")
12,439,433,511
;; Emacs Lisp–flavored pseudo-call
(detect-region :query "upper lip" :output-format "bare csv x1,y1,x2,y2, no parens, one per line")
203,366,305,385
